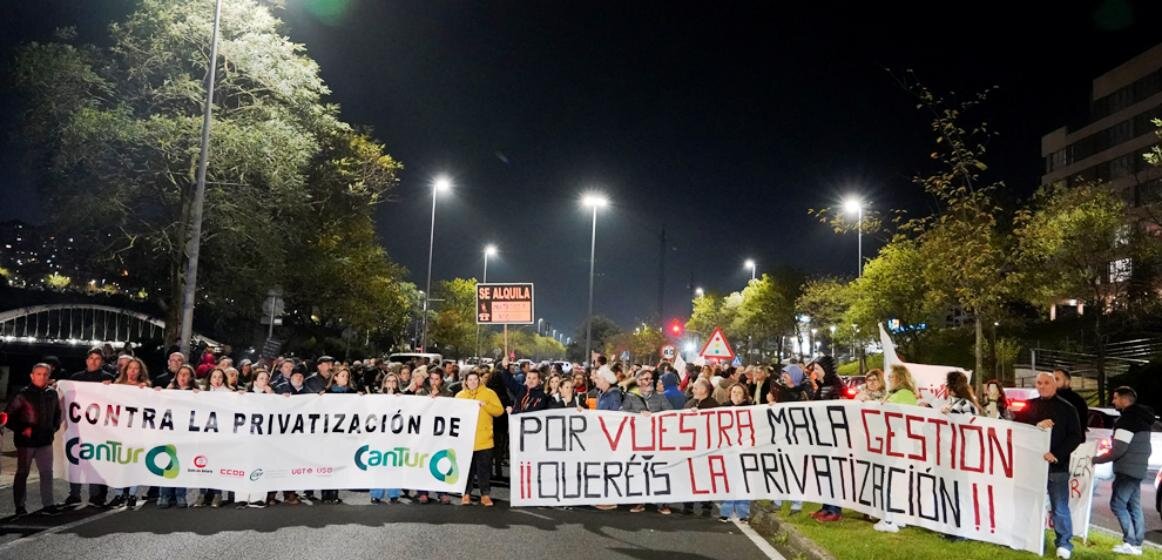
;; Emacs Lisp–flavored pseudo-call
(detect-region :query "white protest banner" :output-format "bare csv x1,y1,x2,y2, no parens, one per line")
53,381,478,494
1063,441,1097,540
879,323,971,404
511,402,1050,555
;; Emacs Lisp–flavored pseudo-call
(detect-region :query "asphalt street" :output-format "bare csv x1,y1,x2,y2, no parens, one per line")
1091,472,1162,545
0,479,777,560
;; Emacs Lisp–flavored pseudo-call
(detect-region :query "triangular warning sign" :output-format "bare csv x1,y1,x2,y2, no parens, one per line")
698,327,735,360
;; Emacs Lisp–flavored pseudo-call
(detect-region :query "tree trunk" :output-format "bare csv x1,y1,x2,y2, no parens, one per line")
974,314,984,395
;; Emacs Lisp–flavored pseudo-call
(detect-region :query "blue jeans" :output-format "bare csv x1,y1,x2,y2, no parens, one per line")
719,500,750,519
369,489,401,501
159,487,187,507
1111,474,1145,546
774,499,802,511
1048,471,1072,551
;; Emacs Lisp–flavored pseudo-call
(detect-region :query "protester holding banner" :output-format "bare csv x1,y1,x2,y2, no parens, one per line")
854,368,885,402
1016,372,1085,559
941,371,981,417
455,370,503,506
250,369,274,394
718,383,753,524
369,373,404,505
621,368,674,515
592,366,623,411
550,378,585,409
5,363,61,516
981,379,1009,419
64,348,114,509
107,357,151,508
198,367,233,508
774,364,811,404
884,365,918,405
157,364,197,509
685,378,717,410
810,356,845,523
1093,386,1153,555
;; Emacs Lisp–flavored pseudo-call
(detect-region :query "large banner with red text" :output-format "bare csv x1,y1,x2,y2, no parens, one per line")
510,401,1051,555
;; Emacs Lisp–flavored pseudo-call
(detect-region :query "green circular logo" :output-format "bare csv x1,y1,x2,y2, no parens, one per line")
428,449,458,484
145,444,180,479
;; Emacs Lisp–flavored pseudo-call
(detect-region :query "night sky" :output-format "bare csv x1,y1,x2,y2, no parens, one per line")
2,1,1161,336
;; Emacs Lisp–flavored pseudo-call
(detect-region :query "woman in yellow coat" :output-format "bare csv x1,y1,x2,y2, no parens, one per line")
455,369,504,506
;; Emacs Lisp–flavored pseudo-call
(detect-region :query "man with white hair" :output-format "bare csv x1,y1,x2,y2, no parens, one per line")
592,366,623,411
1016,371,1084,559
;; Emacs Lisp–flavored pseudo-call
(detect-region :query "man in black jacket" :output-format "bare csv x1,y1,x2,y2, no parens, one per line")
499,359,550,414
1094,386,1153,554
64,348,114,508
1016,372,1085,559
4,363,62,515
1053,368,1089,433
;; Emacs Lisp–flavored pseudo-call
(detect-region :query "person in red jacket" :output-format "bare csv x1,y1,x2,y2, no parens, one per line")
195,351,217,379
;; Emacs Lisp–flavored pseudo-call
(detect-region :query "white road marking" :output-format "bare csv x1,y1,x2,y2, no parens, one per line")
734,519,786,560
0,508,123,554
512,509,554,521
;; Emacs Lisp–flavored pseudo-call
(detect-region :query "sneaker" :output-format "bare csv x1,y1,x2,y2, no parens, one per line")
126,497,137,509
810,510,826,520
816,512,841,523
157,499,172,509
64,495,82,507
175,500,188,509
211,495,222,508
266,498,281,507
790,506,802,514
389,497,400,504
659,506,671,515
332,499,344,505
718,516,729,523
283,495,301,506
480,496,493,507
461,495,472,506
738,518,749,525
371,498,383,505
1056,547,1072,559
418,495,430,504
873,520,899,533
1112,543,1142,556
248,501,267,509
105,495,126,509
630,504,646,513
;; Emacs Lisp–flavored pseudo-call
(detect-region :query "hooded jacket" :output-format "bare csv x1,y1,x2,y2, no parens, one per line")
455,386,504,451
660,372,686,410
500,368,551,414
195,352,216,379
4,384,62,448
1094,403,1155,479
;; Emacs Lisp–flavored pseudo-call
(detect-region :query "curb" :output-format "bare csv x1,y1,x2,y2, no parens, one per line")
749,502,836,560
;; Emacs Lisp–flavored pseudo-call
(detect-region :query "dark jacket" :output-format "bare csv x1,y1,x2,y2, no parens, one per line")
304,372,331,394
778,380,813,403
661,372,686,410
814,373,845,401
550,394,586,409
70,368,113,383
1057,387,1090,433
500,369,551,413
1094,403,1155,480
748,378,776,405
684,396,719,410
1016,394,1085,473
596,387,623,411
4,384,62,448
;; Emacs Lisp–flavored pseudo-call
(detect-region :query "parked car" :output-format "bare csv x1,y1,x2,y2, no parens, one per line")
386,352,443,366
1002,387,1039,415
839,376,865,399
1087,407,1162,480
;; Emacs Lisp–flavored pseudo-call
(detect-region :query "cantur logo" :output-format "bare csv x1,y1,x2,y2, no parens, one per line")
65,438,180,479
353,445,458,484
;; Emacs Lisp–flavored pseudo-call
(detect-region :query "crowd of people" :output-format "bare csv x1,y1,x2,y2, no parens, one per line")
1,345,1153,557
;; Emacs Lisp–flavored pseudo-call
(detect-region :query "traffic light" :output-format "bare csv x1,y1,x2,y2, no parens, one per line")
668,319,684,337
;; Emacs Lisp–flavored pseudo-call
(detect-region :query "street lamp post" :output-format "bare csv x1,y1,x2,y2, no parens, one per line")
177,0,223,358
843,197,864,277
582,193,608,369
474,244,497,358
420,176,451,351
744,259,756,282
829,325,837,356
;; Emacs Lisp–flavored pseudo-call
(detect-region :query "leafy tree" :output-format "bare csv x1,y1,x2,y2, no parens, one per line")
1014,183,1146,401
733,271,801,361
687,290,728,339
844,238,940,358
8,0,403,347
431,278,477,358
570,315,621,362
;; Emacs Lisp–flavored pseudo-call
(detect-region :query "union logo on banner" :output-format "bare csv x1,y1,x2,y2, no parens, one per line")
698,327,735,360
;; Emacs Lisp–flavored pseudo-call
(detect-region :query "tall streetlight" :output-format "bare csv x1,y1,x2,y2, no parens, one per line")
177,0,223,358
582,193,609,368
744,259,756,282
420,175,452,351
473,244,497,358
829,325,837,356
537,318,544,336
694,287,704,298
843,197,864,277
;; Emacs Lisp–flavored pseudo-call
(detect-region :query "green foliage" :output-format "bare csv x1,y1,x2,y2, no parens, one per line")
431,278,477,358
8,0,405,346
